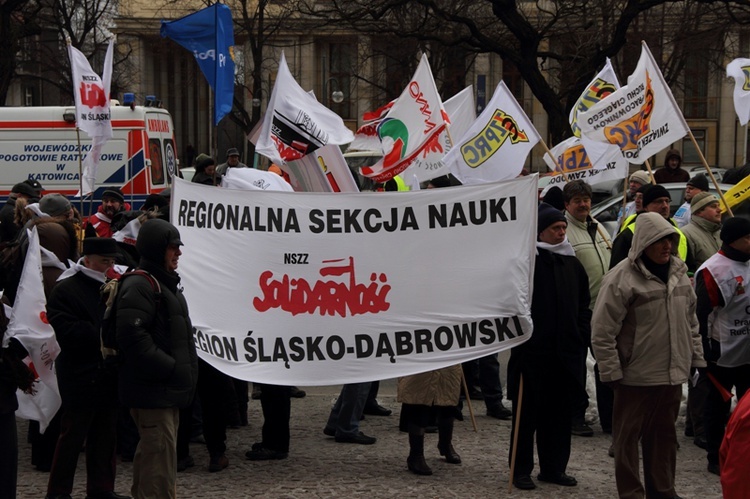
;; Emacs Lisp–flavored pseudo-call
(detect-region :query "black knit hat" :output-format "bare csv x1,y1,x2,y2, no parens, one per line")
643,184,671,207
687,174,709,192
721,217,750,244
102,187,124,204
538,202,566,234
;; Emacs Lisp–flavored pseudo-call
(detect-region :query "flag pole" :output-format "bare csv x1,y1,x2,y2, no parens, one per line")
687,130,734,216
508,373,523,493
459,369,478,433
67,39,86,219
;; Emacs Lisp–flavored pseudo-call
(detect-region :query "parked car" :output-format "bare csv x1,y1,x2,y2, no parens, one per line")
343,150,383,191
591,181,733,236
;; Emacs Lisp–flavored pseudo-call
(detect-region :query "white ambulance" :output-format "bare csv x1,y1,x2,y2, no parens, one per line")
0,105,178,209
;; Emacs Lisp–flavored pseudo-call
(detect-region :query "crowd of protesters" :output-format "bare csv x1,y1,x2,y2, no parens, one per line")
1,147,749,498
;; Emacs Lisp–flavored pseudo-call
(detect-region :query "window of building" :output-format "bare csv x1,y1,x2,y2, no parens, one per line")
682,129,705,166
683,47,709,118
325,43,355,119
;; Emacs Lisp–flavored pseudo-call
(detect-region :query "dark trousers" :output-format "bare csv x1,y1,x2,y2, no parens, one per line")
326,382,371,437
685,369,709,438
508,357,574,477
0,411,18,499
462,353,505,410
704,364,750,466
259,384,291,453
572,346,589,425
46,405,118,496
612,384,681,499
595,363,614,433
197,360,231,458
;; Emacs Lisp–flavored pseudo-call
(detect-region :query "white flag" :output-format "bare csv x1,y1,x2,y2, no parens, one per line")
69,40,114,197
398,86,477,183
348,101,394,152
360,54,449,183
577,43,689,165
286,144,360,193
6,227,61,432
256,52,354,166
444,81,540,185
542,136,630,187
569,58,622,168
727,58,750,126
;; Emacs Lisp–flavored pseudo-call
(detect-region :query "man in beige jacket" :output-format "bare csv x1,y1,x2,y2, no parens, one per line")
592,212,706,499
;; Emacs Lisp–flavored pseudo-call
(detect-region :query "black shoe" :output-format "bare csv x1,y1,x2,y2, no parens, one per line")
487,405,512,420
571,423,594,437
245,446,288,460
693,436,707,449
289,386,306,398
707,462,720,475
467,388,484,400
176,455,194,472
323,426,335,437
407,455,433,475
437,443,462,464
46,495,73,499
513,475,536,490
85,493,132,499
363,404,392,416
208,454,229,472
335,431,377,444
537,472,577,486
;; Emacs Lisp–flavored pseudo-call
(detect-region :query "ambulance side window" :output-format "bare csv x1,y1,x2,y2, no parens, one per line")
148,139,165,185
164,139,177,183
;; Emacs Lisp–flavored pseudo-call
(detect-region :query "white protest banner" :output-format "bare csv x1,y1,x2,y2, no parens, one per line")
285,144,360,193
542,136,629,188
172,175,536,385
6,227,61,432
445,81,540,185
727,58,750,126
577,43,689,164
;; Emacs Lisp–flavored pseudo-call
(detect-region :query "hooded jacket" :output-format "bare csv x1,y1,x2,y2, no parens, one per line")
681,214,721,271
116,219,198,409
592,212,705,386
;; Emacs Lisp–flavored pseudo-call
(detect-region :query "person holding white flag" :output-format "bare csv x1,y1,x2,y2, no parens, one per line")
68,40,114,197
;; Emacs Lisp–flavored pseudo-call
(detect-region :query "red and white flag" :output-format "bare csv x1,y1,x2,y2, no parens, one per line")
360,54,449,183
286,144,360,193
398,85,477,183
444,81,540,185
568,58,622,168
577,42,689,165
727,58,750,126
348,101,394,152
5,227,61,432
69,40,114,197
256,52,354,166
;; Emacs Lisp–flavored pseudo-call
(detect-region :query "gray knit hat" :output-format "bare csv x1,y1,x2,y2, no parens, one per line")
39,193,71,217
690,192,718,213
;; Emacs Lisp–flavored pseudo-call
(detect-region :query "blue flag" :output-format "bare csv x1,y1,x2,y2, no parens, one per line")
161,3,235,125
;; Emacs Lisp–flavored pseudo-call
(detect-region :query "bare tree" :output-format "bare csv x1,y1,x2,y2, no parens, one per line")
0,0,42,104
301,0,750,143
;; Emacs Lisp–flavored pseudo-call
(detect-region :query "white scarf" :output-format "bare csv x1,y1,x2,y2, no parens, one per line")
536,236,576,257
57,257,107,283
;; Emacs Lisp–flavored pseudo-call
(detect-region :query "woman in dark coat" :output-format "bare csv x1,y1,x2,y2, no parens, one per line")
192,154,216,186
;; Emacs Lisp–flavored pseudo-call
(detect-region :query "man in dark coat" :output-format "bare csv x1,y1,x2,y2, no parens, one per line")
116,219,198,499
508,203,591,491
0,182,39,244
45,238,129,499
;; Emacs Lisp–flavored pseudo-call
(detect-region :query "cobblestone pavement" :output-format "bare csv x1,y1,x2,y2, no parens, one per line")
16,379,723,498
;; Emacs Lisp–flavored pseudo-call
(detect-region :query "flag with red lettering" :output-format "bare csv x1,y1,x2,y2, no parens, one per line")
577,42,689,165
398,86,477,183
359,54,449,183
568,58,622,168
69,40,114,196
542,136,629,187
727,58,750,126
5,227,61,432
443,81,540,185
255,52,354,166
348,101,394,152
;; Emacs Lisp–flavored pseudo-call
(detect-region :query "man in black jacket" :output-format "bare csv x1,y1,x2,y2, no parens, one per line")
45,238,129,499
116,219,198,499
